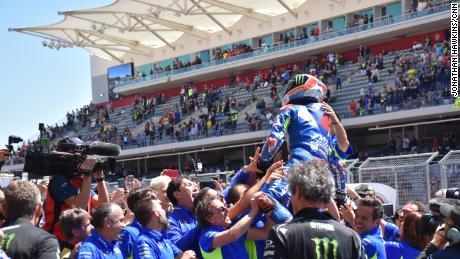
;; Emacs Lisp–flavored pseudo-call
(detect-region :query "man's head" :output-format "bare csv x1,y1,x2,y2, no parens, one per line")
399,200,426,226
227,183,249,205
134,198,169,231
91,203,125,242
3,180,42,222
287,160,335,213
354,198,383,234
196,197,231,229
193,187,225,209
167,177,198,211
150,176,173,213
60,208,92,244
126,187,157,212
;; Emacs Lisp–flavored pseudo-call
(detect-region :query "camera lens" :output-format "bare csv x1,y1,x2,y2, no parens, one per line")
446,188,460,200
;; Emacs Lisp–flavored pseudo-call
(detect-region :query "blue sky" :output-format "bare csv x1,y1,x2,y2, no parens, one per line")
0,0,113,148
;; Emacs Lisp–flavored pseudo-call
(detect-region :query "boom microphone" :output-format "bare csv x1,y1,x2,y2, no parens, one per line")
57,141,120,156
87,141,121,156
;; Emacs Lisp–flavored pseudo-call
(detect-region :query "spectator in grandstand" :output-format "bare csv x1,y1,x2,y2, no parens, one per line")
264,160,366,258
343,197,386,259
195,192,262,259
335,75,342,90
44,141,109,242
150,175,173,214
349,99,357,117
133,198,196,259
119,187,157,258
60,208,92,259
165,177,201,257
385,212,437,259
1,180,60,259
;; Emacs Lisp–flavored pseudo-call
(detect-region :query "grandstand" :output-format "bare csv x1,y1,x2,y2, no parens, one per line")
5,0,459,204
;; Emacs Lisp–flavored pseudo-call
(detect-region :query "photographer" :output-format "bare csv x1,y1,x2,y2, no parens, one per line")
42,140,110,242
417,197,460,259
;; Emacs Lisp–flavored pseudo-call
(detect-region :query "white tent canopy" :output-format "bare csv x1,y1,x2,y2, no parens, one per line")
10,0,307,62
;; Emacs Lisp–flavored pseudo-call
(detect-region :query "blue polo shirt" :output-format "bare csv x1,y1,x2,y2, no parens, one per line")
77,231,123,259
164,205,201,257
118,218,143,258
199,225,248,259
133,226,181,259
360,226,387,259
383,222,399,242
385,241,421,259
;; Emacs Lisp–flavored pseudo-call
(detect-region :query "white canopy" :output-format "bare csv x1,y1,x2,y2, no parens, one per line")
10,0,307,62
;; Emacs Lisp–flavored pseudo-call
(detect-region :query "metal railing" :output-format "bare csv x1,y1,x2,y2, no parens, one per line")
358,152,438,208
440,150,460,189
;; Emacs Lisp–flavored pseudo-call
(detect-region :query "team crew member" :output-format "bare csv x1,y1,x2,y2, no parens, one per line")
263,160,366,259
165,177,201,256
195,193,261,259
77,203,124,259
1,180,60,259
133,198,196,259
119,187,157,258
353,198,387,259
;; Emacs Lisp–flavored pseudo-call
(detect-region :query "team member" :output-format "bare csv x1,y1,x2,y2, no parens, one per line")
77,203,124,259
133,198,196,259
59,208,92,259
1,180,60,259
119,187,157,258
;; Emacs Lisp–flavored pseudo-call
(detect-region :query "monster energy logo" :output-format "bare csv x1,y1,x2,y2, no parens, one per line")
295,74,307,85
311,237,339,259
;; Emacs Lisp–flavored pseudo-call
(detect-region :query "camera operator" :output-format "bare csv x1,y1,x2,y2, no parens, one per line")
417,196,460,259
43,153,109,243
0,148,10,170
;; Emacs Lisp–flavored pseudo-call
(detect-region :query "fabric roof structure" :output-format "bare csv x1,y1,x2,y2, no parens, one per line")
10,0,307,62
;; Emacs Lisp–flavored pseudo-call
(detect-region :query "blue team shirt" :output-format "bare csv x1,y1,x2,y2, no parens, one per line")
164,205,201,257
360,226,387,259
385,241,421,259
77,230,123,259
383,222,399,242
118,218,143,258
199,225,249,259
133,226,181,259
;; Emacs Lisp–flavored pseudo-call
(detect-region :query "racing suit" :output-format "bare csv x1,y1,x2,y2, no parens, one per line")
259,102,331,207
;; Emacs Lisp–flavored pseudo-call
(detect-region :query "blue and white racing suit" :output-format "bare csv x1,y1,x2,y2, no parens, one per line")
259,102,331,207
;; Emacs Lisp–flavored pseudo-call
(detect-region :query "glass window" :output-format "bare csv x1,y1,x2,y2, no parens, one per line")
387,2,402,17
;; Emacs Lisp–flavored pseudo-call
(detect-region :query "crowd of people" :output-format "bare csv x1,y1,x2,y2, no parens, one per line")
0,143,459,259
349,34,452,118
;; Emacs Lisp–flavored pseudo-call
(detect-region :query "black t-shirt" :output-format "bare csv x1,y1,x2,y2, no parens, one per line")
1,217,59,259
264,208,366,259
